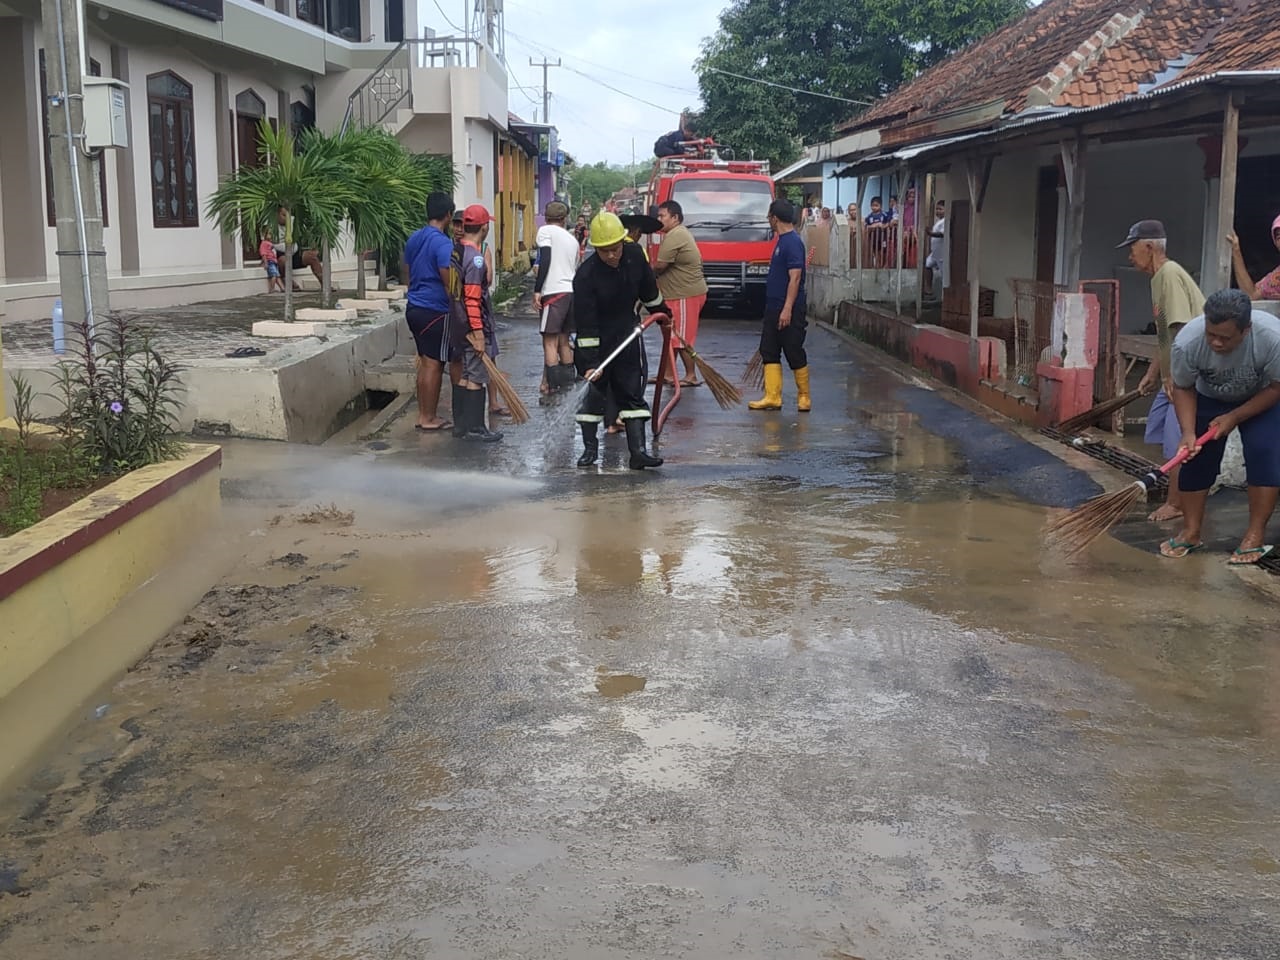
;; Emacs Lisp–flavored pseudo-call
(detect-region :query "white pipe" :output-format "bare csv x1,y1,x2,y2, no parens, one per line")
53,0,96,339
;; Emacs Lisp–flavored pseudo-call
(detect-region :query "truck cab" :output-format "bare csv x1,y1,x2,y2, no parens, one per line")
645,142,775,312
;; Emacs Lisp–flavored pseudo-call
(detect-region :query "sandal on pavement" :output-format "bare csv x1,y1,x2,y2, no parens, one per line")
1228,544,1274,565
1159,538,1203,559
415,421,451,432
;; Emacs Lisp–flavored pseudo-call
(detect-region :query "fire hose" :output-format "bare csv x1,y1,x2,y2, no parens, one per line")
584,312,681,437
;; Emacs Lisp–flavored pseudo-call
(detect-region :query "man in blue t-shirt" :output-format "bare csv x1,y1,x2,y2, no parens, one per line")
403,192,459,431
749,198,811,412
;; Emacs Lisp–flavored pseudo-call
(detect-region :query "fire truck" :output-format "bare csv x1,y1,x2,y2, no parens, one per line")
643,140,776,311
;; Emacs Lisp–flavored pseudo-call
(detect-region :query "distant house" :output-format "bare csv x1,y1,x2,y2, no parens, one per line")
798,0,1280,400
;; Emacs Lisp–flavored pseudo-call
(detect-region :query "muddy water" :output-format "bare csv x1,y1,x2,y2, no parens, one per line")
2,322,1278,959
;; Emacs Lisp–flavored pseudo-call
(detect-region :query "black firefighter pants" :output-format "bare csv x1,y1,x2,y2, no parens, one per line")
759,305,808,369
578,336,650,426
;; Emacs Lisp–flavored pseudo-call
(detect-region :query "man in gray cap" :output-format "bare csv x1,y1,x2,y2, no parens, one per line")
1119,218,1206,522
534,200,581,394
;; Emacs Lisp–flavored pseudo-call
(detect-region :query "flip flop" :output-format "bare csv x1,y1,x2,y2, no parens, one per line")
1159,538,1203,559
415,421,451,432
489,407,513,418
680,379,702,387
1228,544,1274,565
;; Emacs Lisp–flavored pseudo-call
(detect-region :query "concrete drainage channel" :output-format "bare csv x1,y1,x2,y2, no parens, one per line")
1039,426,1280,575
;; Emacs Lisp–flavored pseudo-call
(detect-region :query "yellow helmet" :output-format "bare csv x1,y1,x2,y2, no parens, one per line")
589,211,626,248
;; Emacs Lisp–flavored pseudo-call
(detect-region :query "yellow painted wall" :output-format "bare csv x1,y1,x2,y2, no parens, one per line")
496,140,537,270
0,445,222,785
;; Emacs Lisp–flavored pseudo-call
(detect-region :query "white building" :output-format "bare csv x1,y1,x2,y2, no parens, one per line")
0,0,510,321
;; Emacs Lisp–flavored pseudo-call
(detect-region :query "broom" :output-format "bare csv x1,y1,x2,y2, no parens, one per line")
479,354,530,424
742,350,764,390
1046,427,1217,556
1057,389,1144,435
679,346,742,409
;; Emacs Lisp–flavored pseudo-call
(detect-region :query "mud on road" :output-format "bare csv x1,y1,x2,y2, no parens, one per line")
2,321,1279,960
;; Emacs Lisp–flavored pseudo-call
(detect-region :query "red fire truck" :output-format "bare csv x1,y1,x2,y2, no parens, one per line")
644,141,776,311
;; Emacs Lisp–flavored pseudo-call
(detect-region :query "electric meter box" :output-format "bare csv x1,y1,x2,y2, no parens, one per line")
82,77,129,149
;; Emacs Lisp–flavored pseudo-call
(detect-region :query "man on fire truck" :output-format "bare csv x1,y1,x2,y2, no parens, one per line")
574,211,670,471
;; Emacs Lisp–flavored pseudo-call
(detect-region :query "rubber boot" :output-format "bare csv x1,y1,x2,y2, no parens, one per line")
461,389,503,442
576,422,599,467
625,419,663,470
544,365,559,395
451,385,469,438
557,363,578,391
794,366,812,413
748,363,783,410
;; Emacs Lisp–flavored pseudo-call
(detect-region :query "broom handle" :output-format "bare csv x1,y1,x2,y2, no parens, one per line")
1154,427,1219,475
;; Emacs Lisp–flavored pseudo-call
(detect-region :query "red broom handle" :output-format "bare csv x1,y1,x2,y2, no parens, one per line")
1154,427,1219,475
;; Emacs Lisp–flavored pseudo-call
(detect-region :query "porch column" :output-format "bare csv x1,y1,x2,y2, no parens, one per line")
213,73,237,269
854,177,867,302
893,164,906,315
965,157,993,380
1060,131,1086,289
1209,95,1241,294
0,19,49,281
915,172,931,320
110,44,140,275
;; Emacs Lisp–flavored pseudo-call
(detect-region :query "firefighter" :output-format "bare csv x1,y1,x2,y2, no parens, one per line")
574,211,669,470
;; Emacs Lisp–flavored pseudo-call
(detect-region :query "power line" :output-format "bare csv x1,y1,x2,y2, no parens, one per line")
506,28,700,97
704,66,873,106
428,0,465,34
558,63,682,114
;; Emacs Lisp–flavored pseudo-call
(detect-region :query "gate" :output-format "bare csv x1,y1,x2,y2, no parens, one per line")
1079,279,1123,433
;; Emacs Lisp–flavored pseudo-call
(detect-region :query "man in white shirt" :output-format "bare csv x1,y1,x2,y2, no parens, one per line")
533,200,581,393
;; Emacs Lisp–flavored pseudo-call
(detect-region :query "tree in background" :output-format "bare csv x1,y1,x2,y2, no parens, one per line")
695,0,1029,168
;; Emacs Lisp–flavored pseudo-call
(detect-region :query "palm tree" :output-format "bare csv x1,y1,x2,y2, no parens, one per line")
302,128,457,298
206,121,353,323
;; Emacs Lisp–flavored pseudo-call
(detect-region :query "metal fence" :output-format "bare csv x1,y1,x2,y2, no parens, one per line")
1009,278,1063,389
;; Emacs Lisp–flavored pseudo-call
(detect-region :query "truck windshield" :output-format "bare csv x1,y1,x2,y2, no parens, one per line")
672,180,773,242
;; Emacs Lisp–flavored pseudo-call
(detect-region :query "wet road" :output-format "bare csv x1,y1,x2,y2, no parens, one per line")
2,318,1279,959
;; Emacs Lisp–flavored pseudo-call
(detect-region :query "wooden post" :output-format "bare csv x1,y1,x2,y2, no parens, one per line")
1060,132,1086,289
966,158,989,382
855,176,868,301
1212,95,1240,293
894,165,907,315
916,172,931,320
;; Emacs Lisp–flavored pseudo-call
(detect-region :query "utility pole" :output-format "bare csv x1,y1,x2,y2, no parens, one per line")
530,56,560,123
40,0,109,338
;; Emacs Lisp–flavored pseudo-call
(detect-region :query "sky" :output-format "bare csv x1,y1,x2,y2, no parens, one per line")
418,0,724,165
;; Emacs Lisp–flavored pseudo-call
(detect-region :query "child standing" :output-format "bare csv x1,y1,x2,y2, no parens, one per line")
259,233,284,293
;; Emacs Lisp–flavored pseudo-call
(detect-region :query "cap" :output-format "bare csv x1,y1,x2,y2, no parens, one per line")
451,208,464,222
1116,219,1166,248
620,213,662,235
462,204,491,226
545,200,569,221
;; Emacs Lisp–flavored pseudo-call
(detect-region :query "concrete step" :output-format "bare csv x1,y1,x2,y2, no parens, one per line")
364,357,416,394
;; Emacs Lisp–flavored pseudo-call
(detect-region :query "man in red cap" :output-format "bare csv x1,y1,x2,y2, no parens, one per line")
448,204,503,442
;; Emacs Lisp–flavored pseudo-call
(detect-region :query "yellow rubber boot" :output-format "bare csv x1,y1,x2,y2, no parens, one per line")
794,366,811,412
748,363,783,411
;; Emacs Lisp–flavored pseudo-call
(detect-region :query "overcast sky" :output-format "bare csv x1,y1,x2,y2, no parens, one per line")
418,0,723,165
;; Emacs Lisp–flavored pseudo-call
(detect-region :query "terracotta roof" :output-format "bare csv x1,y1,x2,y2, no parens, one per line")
1175,0,1280,80
837,0,1271,139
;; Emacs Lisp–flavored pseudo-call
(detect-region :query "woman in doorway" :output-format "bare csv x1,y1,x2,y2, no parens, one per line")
1228,215,1280,301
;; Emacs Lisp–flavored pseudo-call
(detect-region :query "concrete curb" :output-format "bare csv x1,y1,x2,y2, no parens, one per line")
358,393,414,441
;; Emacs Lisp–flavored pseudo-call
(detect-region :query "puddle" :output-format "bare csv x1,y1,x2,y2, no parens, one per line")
594,673,647,698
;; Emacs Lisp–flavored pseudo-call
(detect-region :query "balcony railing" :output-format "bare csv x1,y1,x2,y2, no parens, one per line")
341,36,488,134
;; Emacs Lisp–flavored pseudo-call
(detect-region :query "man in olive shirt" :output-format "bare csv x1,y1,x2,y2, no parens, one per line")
654,201,709,386
1120,219,1206,522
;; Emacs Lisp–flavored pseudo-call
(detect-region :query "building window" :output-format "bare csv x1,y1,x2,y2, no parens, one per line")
296,0,322,26
39,51,108,228
147,71,199,228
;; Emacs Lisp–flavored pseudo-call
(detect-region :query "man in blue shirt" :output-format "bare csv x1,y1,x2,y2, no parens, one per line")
403,192,459,431
749,198,811,412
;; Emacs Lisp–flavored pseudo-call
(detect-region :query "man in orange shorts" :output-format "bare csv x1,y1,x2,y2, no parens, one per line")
654,200,708,386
